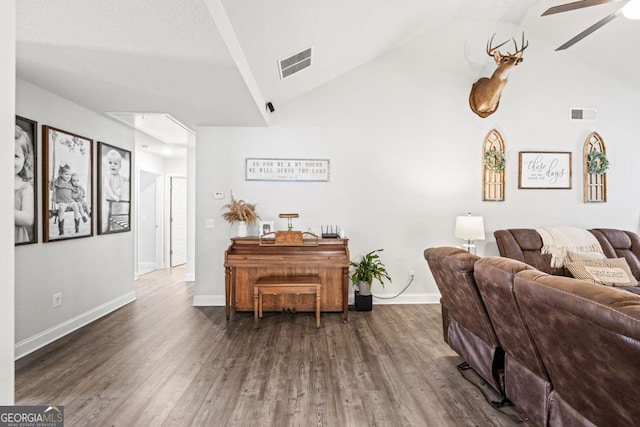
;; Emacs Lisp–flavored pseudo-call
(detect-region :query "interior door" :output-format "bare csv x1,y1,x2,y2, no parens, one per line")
138,170,159,275
170,177,187,267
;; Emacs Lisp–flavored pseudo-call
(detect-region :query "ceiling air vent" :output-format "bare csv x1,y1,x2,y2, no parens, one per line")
279,47,312,79
569,107,597,121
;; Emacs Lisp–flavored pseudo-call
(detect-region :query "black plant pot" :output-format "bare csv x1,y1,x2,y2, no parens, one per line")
355,290,372,311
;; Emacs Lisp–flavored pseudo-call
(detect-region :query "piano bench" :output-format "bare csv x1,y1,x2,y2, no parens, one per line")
253,275,322,328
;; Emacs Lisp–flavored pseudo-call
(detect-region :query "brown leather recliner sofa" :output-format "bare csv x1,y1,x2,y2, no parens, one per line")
423,247,504,395
514,269,640,426
494,228,640,295
425,246,640,426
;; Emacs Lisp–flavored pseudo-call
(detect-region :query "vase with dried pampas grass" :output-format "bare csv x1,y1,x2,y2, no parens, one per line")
222,193,260,237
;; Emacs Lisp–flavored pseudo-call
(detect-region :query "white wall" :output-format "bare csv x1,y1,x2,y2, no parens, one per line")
1,0,16,404
165,157,187,176
136,142,167,172
194,25,640,305
14,79,136,358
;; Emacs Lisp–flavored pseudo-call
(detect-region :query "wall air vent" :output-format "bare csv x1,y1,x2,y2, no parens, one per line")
279,47,312,79
569,107,597,121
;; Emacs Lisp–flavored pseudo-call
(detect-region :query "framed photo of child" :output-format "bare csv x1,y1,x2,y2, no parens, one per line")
97,142,131,235
42,125,94,242
15,116,38,245
259,220,275,238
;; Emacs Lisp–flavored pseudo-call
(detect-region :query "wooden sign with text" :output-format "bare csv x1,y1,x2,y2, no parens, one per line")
518,151,572,189
245,158,330,182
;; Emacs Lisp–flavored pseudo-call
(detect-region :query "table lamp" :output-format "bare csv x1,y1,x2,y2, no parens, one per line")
454,213,485,254
279,213,299,230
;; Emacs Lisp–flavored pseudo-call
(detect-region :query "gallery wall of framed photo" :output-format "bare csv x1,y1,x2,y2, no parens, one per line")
14,79,139,356
14,116,132,246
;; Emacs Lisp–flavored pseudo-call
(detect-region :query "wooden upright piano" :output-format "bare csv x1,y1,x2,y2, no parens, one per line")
224,237,350,322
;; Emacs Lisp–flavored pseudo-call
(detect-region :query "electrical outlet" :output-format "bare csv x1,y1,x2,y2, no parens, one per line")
53,292,62,308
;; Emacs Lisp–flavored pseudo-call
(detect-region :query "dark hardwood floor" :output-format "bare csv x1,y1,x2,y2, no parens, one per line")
16,266,526,426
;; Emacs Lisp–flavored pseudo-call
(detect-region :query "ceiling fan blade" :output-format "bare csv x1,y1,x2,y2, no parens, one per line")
555,8,623,50
542,0,626,16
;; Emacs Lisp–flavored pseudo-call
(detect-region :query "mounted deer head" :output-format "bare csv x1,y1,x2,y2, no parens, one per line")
469,33,528,118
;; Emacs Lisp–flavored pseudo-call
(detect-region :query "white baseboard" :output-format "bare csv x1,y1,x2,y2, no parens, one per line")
193,293,441,307
184,272,195,282
347,292,441,305
15,291,137,360
192,294,225,306
370,292,441,304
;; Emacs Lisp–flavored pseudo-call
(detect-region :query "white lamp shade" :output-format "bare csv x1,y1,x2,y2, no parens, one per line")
624,0,640,19
454,215,485,240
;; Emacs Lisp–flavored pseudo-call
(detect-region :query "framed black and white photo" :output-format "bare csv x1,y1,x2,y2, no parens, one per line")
97,142,131,235
259,220,275,237
518,151,572,189
15,116,38,245
42,126,93,242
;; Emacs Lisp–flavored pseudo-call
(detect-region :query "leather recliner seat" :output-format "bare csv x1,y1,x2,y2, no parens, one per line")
424,247,504,395
474,257,552,427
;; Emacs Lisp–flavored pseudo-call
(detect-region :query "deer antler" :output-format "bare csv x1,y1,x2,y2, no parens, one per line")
486,33,510,57
511,33,529,57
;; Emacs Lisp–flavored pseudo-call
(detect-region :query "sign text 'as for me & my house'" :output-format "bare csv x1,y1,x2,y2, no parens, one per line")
245,158,330,182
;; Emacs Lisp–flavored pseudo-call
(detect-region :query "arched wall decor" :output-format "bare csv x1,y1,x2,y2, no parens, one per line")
482,129,505,201
583,132,607,203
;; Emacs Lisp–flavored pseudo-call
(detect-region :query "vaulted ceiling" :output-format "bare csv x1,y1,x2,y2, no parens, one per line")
16,0,640,155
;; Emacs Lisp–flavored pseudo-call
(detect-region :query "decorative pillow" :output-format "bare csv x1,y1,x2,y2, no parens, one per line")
566,258,638,287
567,250,606,262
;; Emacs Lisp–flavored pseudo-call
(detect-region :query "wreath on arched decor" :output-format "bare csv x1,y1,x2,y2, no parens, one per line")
586,151,609,175
483,149,506,173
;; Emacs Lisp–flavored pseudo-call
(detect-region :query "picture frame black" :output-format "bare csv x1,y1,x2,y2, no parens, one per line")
42,125,94,242
97,142,131,235
15,116,38,245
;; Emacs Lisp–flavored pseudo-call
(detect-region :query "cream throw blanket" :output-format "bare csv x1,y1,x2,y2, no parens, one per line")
536,227,603,268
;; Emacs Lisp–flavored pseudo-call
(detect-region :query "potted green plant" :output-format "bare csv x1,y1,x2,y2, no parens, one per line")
222,193,259,237
350,249,391,296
